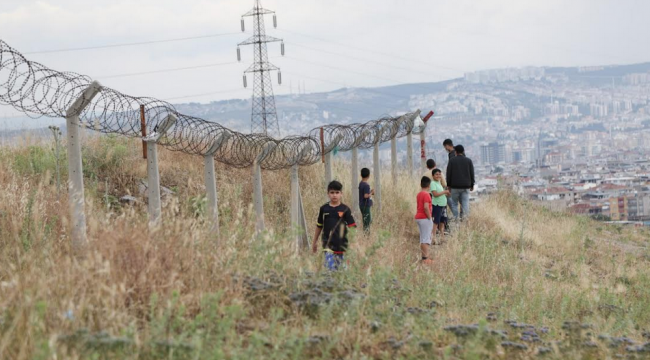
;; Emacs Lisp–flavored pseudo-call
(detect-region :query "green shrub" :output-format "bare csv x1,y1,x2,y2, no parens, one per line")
12,145,60,177
82,135,130,181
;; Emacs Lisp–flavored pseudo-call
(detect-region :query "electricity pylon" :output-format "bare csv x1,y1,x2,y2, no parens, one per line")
237,0,284,138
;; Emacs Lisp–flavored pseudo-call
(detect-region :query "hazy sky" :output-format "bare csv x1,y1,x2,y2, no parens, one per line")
0,0,648,119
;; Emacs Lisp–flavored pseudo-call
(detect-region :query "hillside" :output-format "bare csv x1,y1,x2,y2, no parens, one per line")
0,136,649,359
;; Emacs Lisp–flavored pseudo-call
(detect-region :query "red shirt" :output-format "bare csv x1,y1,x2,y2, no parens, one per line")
415,191,432,219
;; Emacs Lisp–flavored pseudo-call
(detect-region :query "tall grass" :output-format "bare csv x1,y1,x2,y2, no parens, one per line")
0,137,649,359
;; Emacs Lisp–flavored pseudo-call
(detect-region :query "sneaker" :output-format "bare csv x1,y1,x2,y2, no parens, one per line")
422,258,433,265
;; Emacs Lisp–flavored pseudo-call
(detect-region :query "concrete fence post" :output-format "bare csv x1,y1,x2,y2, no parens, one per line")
204,155,218,234
373,142,382,212
65,81,101,252
407,132,413,178
253,142,277,234
204,134,230,238
391,137,397,186
419,110,433,170
420,129,427,170
351,147,359,212
144,114,177,227
291,145,312,252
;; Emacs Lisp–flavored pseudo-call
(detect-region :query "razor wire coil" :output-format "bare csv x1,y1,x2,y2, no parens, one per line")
0,40,425,170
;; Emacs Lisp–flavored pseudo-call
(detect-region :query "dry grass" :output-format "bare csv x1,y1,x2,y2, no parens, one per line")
1,135,649,359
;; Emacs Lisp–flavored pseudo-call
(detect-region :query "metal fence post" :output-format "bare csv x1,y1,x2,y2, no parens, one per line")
324,152,333,186
65,81,101,251
144,114,176,227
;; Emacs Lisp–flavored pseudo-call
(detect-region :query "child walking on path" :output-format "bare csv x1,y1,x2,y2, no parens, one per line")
430,169,450,244
415,176,434,264
358,168,374,232
313,181,357,270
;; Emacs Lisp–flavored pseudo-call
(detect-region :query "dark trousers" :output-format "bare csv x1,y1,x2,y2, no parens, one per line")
361,206,372,232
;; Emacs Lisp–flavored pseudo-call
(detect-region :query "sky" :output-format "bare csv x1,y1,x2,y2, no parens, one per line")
0,0,649,126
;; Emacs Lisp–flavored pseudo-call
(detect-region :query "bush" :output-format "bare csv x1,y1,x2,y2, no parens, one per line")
82,135,130,181
12,145,60,177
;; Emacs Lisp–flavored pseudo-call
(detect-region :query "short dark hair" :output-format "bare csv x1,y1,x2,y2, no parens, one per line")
420,176,432,188
328,180,343,192
361,168,370,178
426,159,436,169
454,145,465,154
432,169,442,176
443,139,454,147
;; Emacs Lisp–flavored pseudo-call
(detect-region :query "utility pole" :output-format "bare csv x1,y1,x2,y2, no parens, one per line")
238,0,284,138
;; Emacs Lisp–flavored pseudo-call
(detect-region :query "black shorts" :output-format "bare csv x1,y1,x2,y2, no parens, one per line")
432,205,445,224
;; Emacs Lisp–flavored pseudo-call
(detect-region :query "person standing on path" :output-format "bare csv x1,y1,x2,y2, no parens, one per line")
442,139,456,216
415,176,434,265
446,145,475,221
430,169,450,244
443,139,456,161
423,159,447,188
313,181,357,271
358,168,374,232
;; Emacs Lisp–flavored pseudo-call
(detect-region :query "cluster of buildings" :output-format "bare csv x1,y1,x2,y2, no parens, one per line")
464,67,546,84
414,66,650,226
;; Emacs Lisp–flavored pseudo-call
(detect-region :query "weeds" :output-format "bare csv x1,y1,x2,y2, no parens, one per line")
0,137,649,359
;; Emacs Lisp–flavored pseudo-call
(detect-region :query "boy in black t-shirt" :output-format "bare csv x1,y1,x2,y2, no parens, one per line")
312,180,357,270
358,167,374,232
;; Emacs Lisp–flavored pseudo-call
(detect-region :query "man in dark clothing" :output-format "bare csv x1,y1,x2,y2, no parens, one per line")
442,139,456,226
443,139,457,160
446,145,475,221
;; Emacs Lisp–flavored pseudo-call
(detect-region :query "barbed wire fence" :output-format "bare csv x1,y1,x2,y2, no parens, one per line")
0,39,432,252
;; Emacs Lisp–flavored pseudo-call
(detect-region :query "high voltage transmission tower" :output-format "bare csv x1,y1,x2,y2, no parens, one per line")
237,0,284,138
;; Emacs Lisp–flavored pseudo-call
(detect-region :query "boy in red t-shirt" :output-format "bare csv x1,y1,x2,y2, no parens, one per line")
415,176,434,264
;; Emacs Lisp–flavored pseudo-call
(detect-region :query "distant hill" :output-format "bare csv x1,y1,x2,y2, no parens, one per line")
4,61,650,136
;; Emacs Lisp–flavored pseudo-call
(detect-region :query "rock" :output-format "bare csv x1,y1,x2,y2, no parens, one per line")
307,335,328,345
338,289,364,301
138,179,175,198
119,195,139,205
386,336,404,350
406,307,426,315
370,321,381,333
444,325,479,337
583,341,598,348
501,341,528,350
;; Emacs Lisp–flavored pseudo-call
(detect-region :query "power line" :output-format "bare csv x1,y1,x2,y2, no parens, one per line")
283,55,450,94
277,28,463,74
23,32,242,55
162,88,248,102
95,61,240,79
288,42,449,80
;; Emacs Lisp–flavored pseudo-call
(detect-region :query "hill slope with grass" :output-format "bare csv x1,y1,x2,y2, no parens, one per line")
1,135,649,359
